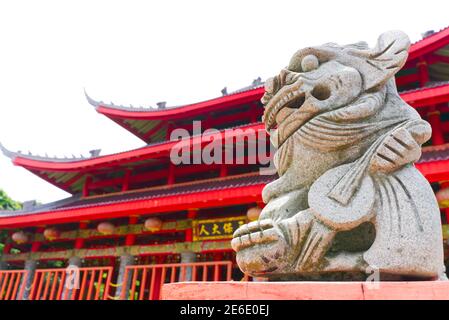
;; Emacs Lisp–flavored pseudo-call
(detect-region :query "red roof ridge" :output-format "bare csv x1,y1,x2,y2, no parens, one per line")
89,87,265,120
408,25,449,61
2,122,265,171
410,25,449,46
85,84,265,114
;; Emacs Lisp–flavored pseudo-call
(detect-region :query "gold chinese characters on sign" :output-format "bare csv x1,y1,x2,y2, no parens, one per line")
193,216,247,241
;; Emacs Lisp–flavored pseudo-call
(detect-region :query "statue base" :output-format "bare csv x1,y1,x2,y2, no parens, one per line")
161,281,449,300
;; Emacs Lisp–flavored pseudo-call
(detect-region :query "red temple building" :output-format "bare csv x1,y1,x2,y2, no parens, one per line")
2,27,449,300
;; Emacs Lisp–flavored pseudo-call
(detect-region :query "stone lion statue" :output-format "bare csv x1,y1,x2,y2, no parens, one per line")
232,31,446,281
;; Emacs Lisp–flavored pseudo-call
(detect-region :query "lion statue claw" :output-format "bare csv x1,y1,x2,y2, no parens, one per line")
231,31,446,281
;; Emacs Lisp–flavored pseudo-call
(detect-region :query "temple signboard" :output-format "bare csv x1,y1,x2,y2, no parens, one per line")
193,216,246,241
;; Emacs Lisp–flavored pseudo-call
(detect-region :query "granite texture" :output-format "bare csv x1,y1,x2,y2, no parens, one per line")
231,31,446,281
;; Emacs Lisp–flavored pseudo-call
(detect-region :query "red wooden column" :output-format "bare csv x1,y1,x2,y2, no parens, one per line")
122,169,132,192
82,176,92,197
125,216,139,246
68,221,89,268
427,106,445,145
166,122,174,141
30,227,44,254
167,163,175,185
21,227,44,300
116,216,139,300
74,221,89,250
167,121,176,185
2,243,11,255
220,164,228,178
185,209,198,242
417,58,429,87
181,209,198,281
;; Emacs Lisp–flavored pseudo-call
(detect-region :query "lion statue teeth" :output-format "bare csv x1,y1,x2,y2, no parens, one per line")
232,30,447,281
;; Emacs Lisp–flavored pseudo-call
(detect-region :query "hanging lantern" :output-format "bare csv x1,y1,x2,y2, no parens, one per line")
436,187,449,208
97,222,116,235
144,217,163,232
12,231,28,244
247,206,262,221
43,227,60,241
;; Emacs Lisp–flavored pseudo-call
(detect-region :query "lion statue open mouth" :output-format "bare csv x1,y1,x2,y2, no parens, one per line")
231,31,446,281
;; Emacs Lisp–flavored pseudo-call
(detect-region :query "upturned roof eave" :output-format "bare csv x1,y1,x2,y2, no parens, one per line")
3,122,266,172
88,86,265,120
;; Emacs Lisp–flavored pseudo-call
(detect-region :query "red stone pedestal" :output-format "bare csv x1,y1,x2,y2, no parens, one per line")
161,281,449,300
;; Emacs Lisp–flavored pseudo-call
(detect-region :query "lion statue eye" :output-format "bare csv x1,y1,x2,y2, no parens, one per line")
301,54,319,72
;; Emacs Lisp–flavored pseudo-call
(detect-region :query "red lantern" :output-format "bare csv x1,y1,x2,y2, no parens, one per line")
97,222,116,235
12,231,28,244
436,188,449,208
43,227,60,241
144,217,163,232
247,206,262,221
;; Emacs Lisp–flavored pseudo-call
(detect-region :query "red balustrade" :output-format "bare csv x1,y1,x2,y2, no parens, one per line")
1,261,249,300
28,267,112,300
0,270,28,300
121,261,233,300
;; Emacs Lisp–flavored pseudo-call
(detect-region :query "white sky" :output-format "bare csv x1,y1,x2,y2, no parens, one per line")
0,0,448,204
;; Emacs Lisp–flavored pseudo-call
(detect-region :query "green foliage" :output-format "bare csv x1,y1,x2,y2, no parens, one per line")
0,189,21,211
0,189,22,257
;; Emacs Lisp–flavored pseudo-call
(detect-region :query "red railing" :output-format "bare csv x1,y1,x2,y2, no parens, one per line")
28,267,113,300
0,270,28,300
121,261,233,300
1,262,248,300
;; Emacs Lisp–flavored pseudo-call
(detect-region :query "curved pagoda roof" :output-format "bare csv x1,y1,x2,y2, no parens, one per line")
0,172,272,227
0,122,265,194
86,80,264,144
3,26,449,195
